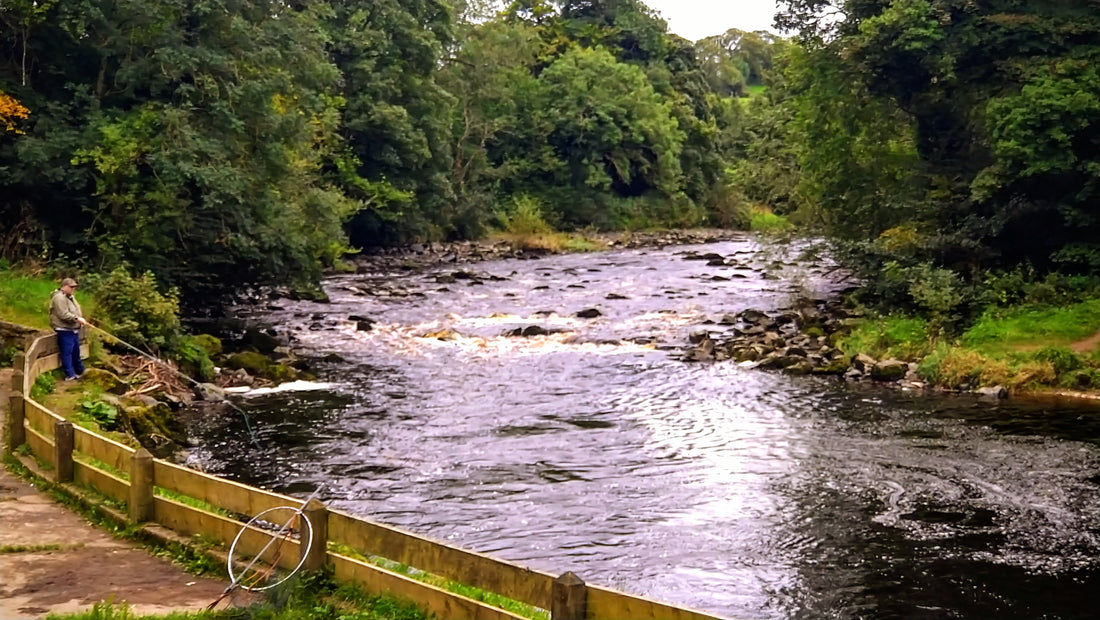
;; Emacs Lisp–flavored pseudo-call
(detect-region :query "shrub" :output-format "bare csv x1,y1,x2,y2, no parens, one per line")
79,399,120,430
87,267,181,354
499,195,553,236
1033,346,1083,375
747,205,792,232
906,263,964,325
919,345,1058,391
173,336,216,382
930,348,1005,388
0,343,17,366
704,184,749,229
30,372,56,400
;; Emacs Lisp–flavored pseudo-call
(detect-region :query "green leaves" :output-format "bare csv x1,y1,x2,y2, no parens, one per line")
79,399,119,430
89,266,181,353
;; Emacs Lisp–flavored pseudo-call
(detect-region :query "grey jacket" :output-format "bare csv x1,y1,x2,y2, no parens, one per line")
49,289,83,331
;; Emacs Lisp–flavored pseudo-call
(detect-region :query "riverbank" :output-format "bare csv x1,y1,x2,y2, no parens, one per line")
340,228,746,280
676,287,1100,400
338,231,1100,400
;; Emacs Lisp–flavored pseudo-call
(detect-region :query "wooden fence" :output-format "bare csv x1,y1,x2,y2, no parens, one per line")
5,330,725,620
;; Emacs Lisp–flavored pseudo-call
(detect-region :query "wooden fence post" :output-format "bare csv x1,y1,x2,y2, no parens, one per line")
7,367,25,451
301,498,329,571
551,571,587,620
54,420,74,483
130,448,155,523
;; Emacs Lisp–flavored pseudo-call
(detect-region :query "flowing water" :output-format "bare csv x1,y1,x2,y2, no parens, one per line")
185,236,1100,619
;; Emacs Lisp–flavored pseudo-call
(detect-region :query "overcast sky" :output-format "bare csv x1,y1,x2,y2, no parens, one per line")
643,1,782,41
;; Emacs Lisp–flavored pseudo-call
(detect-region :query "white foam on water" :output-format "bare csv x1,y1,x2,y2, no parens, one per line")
226,381,336,396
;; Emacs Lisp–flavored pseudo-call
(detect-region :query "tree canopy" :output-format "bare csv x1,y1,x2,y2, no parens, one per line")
3,0,1097,311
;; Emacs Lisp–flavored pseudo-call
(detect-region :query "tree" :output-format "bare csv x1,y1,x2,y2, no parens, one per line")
1,0,354,301
0,91,29,133
438,17,543,235
325,0,458,247
512,46,687,228
776,0,1100,277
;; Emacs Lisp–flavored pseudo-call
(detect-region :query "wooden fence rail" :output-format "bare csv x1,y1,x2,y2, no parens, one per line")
7,330,725,620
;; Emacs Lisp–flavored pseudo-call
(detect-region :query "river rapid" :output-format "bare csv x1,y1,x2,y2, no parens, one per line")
185,235,1100,619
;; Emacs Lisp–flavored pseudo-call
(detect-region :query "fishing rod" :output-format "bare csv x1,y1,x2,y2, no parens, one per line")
85,322,263,449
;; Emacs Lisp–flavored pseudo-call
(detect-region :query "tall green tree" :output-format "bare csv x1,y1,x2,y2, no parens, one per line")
438,14,542,235
1,0,354,300
522,45,687,227
326,0,458,246
778,0,1100,277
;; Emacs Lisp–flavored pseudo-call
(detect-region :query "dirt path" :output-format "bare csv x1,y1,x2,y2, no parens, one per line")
0,368,244,619
1070,329,1100,354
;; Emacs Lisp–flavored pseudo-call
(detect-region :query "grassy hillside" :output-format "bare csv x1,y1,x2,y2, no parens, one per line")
0,268,94,330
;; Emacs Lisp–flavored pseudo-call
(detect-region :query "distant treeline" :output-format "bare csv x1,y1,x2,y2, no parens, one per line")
2,1,1098,310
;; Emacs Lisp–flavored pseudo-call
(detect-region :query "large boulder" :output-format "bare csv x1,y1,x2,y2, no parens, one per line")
853,353,878,372
870,359,908,382
80,368,128,394
119,398,189,459
243,328,281,354
685,338,715,362
225,351,271,376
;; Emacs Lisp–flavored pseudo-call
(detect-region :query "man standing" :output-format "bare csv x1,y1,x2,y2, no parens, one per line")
49,277,89,381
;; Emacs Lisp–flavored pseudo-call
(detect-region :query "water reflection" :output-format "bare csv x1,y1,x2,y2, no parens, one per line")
184,237,1100,619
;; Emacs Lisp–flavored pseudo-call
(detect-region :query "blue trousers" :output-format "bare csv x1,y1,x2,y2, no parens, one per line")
56,330,85,379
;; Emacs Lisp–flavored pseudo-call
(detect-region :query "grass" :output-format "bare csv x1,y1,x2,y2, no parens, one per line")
840,314,932,360
35,375,143,446
328,542,549,620
841,299,1100,392
961,299,1100,356
0,266,95,330
43,567,430,620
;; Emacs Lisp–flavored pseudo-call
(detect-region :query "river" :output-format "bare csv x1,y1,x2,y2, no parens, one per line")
184,235,1100,619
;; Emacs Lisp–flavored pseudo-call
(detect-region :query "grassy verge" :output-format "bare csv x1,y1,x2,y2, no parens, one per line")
329,543,548,620
840,299,1100,393
45,568,429,620
0,266,95,330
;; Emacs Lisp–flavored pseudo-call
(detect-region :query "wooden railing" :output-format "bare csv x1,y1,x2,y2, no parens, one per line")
5,330,725,620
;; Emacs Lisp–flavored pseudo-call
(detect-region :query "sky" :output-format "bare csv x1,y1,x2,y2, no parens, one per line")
641,1,782,41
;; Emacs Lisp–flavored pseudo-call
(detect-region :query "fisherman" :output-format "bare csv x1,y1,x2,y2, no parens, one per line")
49,277,89,381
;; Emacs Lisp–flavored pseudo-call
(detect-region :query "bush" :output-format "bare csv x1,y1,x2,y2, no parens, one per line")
982,267,1100,307
0,343,17,366
88,267,181,354
498,195,553,236
1033,346,1083,375
79,399,120,430
703,184,749,229
30,372,56,400
747,206,792,232
173,336,216,382
926,348,1015,388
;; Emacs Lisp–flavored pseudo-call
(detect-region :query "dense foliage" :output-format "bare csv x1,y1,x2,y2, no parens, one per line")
3,0,1098,315
769,0,1100,314
1,0,765,301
